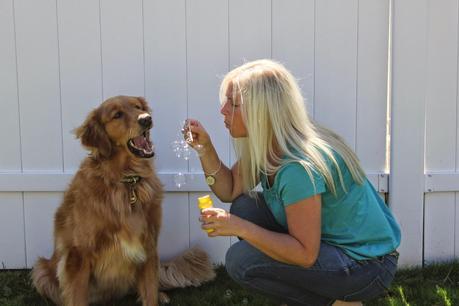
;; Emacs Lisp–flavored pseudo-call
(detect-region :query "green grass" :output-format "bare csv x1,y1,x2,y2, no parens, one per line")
1,262,458,306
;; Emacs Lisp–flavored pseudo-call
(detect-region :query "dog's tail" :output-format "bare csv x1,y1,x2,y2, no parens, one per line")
159,246,216,290
31,257,62,305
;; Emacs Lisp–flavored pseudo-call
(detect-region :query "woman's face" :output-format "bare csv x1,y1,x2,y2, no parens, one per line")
220,81,247,138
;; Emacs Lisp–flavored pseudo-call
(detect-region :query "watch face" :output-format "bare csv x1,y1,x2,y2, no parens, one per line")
206,175,216,186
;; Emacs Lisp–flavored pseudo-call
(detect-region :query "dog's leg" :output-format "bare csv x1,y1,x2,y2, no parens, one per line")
137,252,167,306
59,248,91,306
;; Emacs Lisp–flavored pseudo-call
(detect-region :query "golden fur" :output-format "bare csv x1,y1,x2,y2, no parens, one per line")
32,96,215,306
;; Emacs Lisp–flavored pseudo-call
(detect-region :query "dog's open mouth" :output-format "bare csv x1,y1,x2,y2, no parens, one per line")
127,130,155,158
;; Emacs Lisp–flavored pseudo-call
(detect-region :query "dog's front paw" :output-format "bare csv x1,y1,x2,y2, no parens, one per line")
159,291,170,304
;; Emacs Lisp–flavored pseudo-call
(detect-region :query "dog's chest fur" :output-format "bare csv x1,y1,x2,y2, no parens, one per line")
61,175,158,289
89,212,150,293
95,181,153,261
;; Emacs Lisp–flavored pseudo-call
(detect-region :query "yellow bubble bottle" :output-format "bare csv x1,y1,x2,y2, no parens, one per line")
198,195,214,233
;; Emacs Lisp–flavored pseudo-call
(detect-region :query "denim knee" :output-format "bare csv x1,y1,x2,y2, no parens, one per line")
230,193,286,235
229,193,256,219
225,241,250,284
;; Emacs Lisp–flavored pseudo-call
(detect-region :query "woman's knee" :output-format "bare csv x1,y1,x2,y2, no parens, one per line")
225,242,245,282
229,192,264,220
225,241,258,284
230,194,253,217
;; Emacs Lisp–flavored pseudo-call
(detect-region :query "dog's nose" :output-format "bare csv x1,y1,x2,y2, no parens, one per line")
138,113,152,128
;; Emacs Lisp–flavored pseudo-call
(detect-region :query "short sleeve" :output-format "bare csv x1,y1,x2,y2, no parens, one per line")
277,162,326,206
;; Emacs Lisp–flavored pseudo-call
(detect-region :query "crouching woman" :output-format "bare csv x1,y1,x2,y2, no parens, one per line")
185,59,401,306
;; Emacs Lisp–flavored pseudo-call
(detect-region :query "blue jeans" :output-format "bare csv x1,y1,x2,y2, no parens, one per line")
225,194,398,306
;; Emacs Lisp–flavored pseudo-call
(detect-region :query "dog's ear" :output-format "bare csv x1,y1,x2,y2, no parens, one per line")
137,96,151,112
74,109,112,158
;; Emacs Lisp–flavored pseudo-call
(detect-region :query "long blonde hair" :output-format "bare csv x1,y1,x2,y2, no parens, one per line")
219,59,365,195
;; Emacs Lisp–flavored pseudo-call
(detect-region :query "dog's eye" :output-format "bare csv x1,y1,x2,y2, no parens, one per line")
135,105,142,110
113,111,123,119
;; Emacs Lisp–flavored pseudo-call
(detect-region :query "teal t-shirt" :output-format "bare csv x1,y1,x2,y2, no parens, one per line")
260,150,401,260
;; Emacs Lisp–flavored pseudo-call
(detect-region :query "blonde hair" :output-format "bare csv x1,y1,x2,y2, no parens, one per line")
219,59,365,195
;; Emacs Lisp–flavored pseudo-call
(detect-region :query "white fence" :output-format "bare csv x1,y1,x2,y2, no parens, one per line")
390,0,459,266
0,0,456,269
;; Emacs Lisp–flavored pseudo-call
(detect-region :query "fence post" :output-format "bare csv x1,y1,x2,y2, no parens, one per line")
389,0,427,267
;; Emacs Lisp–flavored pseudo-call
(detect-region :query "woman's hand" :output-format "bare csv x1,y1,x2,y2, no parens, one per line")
199,208,247,237
182,119,212,152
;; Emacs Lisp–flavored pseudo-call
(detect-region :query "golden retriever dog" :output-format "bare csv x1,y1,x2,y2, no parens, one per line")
32,96,215,306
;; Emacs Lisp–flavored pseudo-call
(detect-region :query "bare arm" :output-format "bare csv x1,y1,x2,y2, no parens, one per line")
202,194,322,267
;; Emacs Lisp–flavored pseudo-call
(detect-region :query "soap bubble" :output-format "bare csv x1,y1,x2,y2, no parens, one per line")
173,172,186,188
171,140,181,152
171,135,196,160
224,289,233,299
181,144,191,160
171,121,204,188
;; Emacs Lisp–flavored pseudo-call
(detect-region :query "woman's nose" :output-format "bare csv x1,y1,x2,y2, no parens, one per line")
220,102,229,115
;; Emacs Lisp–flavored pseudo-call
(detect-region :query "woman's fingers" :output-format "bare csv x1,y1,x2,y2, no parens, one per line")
200,214,216,225
200,211,218,223
184,118,201,131
201,222,215,229
201,219,212,228
186,118,199,126
182,118,210,148
200,210,223,226
202,208,219,215
182,119,197,133
201,222,218,237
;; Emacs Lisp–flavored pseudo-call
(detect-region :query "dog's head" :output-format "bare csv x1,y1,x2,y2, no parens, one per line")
75,96,154,159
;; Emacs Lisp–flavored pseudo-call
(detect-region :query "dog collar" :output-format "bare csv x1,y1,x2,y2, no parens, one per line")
121,175,142,185
121,175,142,205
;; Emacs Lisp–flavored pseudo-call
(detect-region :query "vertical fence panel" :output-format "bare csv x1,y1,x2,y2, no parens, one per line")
186,0,231,263
425,193,456,262
0,0,21,171
390,0,428,266
14,0,62,171
356,0,389,173
57,0,103,172
423,0,458,263
272,0,315,115
0,0,24,265
456,193,459,258
24,192,61,268
456,0,459,261
186,0,229,172
144,0,187,173
158,194,190,260
315,0,358,149
229,0,271,66
228,0,271,167
143,0,190,259
425,0,457,172
100,0,144,98
0,193,25,268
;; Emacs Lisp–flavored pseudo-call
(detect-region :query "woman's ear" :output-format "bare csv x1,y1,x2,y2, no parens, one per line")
74,109,112,158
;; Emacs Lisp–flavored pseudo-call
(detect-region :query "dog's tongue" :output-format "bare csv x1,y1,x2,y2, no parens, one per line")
133,136,150,150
